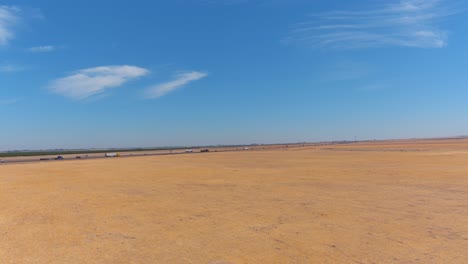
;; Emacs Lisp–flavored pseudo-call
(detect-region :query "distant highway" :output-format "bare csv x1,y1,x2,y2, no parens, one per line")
0,145,296,165
0,142,347,166
0,149,216,165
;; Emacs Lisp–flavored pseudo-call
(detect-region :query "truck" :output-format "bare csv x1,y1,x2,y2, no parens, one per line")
105,153,120,158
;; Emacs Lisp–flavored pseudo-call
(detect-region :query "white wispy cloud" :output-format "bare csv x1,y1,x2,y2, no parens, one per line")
49,65,149,100
27,45,56,53
285,0,461,49
145,71,208,99
0,6,20,45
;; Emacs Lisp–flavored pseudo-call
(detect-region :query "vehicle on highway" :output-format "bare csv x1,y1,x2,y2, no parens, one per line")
105,153,120,157
200,149,209,153
0,159,4,163
55,156,64,160
185,149,193,153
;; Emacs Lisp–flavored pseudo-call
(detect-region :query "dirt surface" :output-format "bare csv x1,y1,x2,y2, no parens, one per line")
1,140,468,263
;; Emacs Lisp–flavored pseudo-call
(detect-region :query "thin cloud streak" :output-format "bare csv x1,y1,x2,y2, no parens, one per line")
49,65,149,100
145,71,208,99
0,64,23,72
0,98,20,105
0,6,19,45
320,61,373,82
27,45,56,52
285,0,461,49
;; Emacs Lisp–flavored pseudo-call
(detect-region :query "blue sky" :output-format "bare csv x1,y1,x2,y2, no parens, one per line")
1,0,467,150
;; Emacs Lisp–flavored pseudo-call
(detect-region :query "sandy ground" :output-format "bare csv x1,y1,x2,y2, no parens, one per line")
1,140,468,263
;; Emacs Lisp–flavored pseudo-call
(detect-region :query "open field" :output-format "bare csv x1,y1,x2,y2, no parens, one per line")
1,139,468,263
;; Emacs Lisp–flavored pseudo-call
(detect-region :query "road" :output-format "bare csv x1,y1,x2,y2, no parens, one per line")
0,144,303,165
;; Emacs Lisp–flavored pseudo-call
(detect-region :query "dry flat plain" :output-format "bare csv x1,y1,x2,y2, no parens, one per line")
1,140,468,263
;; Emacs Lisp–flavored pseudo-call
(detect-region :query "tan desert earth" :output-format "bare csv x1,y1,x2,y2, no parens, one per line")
1,139,468,263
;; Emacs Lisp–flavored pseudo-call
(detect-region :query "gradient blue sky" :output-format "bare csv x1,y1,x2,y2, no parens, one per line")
1,0,467,150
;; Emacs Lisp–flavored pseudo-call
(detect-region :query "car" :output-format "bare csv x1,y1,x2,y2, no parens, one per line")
0,159,4,163
55,156,64,160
